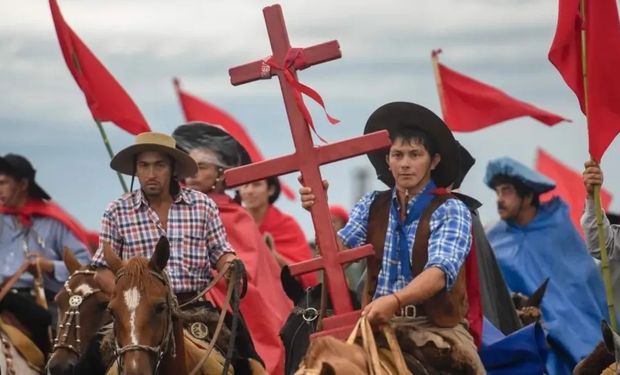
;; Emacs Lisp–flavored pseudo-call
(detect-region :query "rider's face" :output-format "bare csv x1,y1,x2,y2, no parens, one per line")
135,152,172,199
0,174,28,207
495,183,526,221
239,180,273,211
184,149,221,194
386,137,440,194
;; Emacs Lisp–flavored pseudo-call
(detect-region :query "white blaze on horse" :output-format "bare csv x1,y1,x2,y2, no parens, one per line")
102,237,251,375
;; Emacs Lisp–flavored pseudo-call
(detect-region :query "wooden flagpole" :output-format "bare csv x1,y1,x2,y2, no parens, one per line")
431,49,448,119
580,0,617,330
95,120,129,193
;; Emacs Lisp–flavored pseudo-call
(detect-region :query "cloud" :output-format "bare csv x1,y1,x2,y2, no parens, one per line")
1,0,618,237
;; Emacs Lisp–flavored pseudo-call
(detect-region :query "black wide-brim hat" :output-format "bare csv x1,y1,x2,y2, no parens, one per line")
0,154,51,200
364,102,459,188
172,122,251,168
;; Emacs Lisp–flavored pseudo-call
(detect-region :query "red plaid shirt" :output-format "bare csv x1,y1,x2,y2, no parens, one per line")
92,187,234,292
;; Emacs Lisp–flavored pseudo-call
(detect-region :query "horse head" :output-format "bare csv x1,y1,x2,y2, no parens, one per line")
511,278,549,326
46,248,114,375
280,265,361,375
105,237,175,375
574,320,619,374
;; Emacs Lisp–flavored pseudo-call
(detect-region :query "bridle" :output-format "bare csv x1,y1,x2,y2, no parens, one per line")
52,269,103,357
112,269,176,375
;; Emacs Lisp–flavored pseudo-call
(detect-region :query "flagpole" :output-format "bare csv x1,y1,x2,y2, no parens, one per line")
580,0,617,330
431,49,448,119
95,120,129,194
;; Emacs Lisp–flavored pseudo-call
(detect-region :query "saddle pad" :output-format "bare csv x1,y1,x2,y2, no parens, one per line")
0,317,44,371
184,329,233,375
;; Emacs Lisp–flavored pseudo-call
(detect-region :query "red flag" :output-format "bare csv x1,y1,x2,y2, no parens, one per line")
49,0,149,135
437,62,568,132
536,149,613,236
548,0,620,162
173,78,296,200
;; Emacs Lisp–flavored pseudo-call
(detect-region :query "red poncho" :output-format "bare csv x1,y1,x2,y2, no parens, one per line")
206,194,291,374
258,205,318,288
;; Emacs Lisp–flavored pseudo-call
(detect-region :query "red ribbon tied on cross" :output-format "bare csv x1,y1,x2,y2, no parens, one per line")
261,48,339,142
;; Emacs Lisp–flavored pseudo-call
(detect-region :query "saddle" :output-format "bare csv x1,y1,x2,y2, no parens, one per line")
0,312,45,372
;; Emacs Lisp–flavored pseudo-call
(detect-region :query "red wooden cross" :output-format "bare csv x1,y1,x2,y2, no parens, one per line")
225,4,390,337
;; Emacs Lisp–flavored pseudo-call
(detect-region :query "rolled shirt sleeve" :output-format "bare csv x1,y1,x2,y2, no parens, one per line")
337,192,377,249
204,199,235,269
424,198,472,291
581,197,618,259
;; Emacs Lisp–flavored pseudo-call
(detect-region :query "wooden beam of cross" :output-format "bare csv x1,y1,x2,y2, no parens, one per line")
226,4,391,336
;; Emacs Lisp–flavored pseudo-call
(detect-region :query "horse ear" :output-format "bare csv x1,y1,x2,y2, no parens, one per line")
319,362,336,375
63,247,83,275
280,265,305,303
150,237,170,273
103,241,123,274
526,278,550,308
94,268,116,296
603,320,615,352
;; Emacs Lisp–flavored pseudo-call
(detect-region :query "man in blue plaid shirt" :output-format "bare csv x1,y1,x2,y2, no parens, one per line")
300,102,484,373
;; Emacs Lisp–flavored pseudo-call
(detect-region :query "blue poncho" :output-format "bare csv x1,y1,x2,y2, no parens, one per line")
487,197,608,374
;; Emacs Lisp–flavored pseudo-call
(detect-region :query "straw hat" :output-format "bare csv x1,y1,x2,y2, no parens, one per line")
110,132,197,179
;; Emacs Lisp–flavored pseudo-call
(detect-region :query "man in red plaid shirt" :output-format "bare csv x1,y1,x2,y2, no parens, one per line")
92,132,238,291
92,132,267,372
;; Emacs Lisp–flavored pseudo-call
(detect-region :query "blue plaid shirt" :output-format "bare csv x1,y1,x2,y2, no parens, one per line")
338,182,472,298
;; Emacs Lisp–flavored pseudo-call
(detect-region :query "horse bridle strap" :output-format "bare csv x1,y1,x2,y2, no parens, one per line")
52,270,102,356
113,269,176,374
178,260,235,309
188,261,240,375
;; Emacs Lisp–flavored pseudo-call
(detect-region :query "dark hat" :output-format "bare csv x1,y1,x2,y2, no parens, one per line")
0,154,51,200
484,157,556,194
452,141,476,190
364,102,459,187
172,122,251,169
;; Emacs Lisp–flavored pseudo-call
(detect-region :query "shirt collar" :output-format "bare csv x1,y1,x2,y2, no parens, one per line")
390,179,435,210
132,187,193,209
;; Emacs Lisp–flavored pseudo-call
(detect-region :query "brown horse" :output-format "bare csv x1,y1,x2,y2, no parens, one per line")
103,237,186,375
46,249,114,375
510,278,549,326
574,320,619,375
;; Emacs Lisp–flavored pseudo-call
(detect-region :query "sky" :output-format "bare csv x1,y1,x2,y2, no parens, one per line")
1,0,619,239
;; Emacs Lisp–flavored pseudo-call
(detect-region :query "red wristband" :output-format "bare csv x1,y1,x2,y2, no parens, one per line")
392,293,402,310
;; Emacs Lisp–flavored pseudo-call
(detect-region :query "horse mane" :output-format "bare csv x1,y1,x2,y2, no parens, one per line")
119,257,159,292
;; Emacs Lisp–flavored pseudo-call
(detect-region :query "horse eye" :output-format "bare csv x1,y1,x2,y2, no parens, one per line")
155,302,167,314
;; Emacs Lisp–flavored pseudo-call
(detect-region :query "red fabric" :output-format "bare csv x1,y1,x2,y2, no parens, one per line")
438,63,567,132
259,205,318,288
464,239,482,348
206,194,291,374
548,0,620,162
263,48,339,143
173,79,296,201
0,199,95,254
329,205,349,223
49,0,150,135
432,189,482,347
536,149,613,237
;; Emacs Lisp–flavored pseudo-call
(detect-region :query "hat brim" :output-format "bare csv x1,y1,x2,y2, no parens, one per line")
0,156,51,200
364,102,459,188
110,143,198,179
